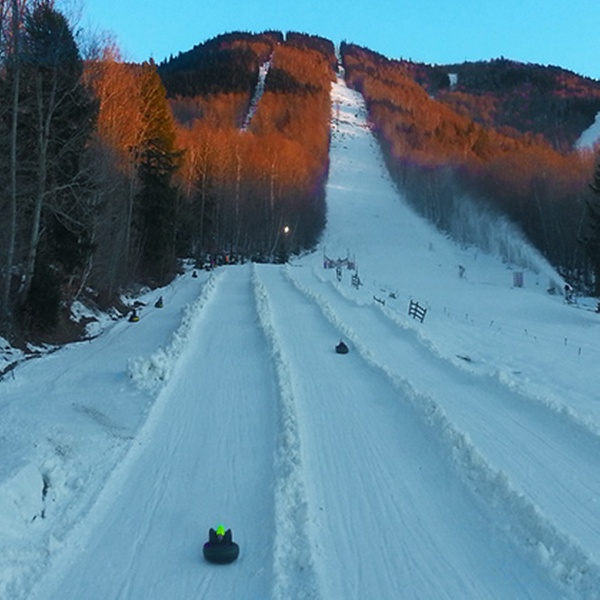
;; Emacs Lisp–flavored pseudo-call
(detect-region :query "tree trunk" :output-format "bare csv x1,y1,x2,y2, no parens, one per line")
20,69,56,302
0,0,22,324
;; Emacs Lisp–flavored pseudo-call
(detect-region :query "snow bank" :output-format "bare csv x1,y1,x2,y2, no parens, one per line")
0,336,25,378
252,266,320,599
576,112,600,150
128,272,220,393
69,300,116,339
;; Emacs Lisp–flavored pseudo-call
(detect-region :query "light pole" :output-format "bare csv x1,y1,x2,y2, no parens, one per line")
283,225,290,262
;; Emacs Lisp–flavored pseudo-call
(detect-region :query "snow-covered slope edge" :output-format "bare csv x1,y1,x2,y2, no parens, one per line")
576,112,600,150
128,271,221,393
314,266,600,440
252,265,320,599
23,273,222,600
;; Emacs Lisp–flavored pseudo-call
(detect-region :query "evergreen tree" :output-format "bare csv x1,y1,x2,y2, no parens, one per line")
135,61,181,285
586,160,600,296
0,0,24,329
16,1,97,331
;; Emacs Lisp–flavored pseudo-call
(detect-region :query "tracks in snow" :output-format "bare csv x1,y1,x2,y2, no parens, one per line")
253,264,564,599
283,263,600,596
33,267,280,600
30,263,600,599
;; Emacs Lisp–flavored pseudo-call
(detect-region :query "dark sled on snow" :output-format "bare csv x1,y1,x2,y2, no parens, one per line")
203,529,239,564
335,341,349,354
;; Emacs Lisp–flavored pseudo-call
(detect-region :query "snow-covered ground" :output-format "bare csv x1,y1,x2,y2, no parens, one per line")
2,76,600,599
576,111,600,150
241,56,272,131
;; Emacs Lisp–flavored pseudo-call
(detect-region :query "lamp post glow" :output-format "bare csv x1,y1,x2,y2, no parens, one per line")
282,225,290,262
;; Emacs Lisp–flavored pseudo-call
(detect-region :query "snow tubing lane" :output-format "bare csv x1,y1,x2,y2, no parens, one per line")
202,542,240,564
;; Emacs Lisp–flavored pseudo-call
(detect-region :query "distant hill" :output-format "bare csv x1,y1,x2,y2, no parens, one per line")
159,33,600,151
158,31,279,99
411,58,600,151
158,31,336,101
157,32,599,288
340,42,597,284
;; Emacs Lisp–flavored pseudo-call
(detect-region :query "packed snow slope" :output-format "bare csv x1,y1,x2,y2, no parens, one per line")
2,75,600,599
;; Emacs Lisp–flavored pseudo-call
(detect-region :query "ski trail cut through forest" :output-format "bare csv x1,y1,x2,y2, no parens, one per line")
254,264,563,599
242,56,272,131
284,264,600,595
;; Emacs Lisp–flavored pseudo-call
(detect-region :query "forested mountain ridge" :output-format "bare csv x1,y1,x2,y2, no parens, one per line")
340,45,600,151
414,57,600,152
0,19,335,343
159,32,335,269
340,43,600,291
1,4,599,345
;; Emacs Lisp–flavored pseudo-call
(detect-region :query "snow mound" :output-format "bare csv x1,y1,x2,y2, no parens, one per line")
128,273,220,393
252,266,320,599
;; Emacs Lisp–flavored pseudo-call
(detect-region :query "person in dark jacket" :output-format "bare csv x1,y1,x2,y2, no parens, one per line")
335,340,349,354
209,524,232,545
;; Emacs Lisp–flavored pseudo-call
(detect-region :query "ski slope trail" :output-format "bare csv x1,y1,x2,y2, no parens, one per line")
242,56,272,131
287,264,600,590
254,264,561,599
31,266,279,600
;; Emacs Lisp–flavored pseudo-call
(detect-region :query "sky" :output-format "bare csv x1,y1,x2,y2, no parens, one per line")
76,0,600,79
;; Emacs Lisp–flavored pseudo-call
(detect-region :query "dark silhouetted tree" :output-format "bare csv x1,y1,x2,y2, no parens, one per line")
135,61,181,284
7,1,96,332
585,160,600,295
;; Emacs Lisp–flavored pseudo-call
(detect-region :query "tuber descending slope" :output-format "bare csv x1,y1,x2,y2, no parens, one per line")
335,340,349,354
202,525,240,564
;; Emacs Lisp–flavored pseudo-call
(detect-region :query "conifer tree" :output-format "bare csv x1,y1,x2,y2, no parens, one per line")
0,0,25,328
16,1,96,330
135,61,181,284
586,160,600,295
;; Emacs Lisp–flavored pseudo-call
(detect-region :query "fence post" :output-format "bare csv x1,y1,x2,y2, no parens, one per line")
408,300,427,323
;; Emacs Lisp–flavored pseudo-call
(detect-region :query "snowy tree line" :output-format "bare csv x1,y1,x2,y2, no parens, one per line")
0,16,333,340
162,33,332,268
341,43,600,293
0,0,98,335
0,0,184,338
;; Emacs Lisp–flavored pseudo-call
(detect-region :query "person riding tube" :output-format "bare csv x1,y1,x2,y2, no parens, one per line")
335,340,349,354
203,524,239,564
